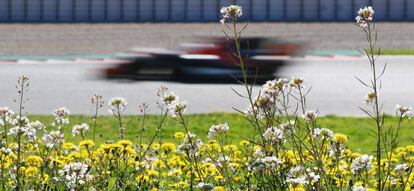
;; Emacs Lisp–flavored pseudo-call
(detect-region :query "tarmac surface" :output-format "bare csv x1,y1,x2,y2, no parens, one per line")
0,23,413,55
0,23,413,116
0,56,413,116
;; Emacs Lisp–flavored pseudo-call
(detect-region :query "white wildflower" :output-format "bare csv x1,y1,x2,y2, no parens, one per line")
312,128,334,140
217,156,231,165
0,107,14,125
177,132,203,156
262,78,288,96
52,107,70,126
286,176,309,185
254,147,265,157
8,126,24,137
280,120,295,133
11,115,29,127
253,94,273,109
0,147,12,155
244,104,265,120
263,127,284,143
307,170,320,183
8,116,37,142
286,166,319,185
253,156,282,172
356,6,374,28
352,185,368,191
168,100,187,117
395,104,412,118
289,77,304,89
8,125,37,142
394,163,408,173
208,123,229,140
60,162,91,190
162,92,178,105
108,97,127,114
42,130,64,148
220,5,243,24
0,107,14,117
363,92,376,104
352,154,373,174
197,182,214,191
71,123,90,137
302,110,318,122
29,120,45,131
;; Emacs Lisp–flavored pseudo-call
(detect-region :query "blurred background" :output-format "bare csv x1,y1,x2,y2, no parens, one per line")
0,0,413,116
0,0,412,22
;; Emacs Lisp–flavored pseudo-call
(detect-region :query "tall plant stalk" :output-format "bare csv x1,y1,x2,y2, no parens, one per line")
356,6,385,191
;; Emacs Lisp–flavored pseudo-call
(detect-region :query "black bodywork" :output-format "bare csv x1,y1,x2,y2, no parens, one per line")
103,37,302,83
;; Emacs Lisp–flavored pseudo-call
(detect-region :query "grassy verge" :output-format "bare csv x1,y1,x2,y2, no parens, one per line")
29,113,414,153
374,49,414,55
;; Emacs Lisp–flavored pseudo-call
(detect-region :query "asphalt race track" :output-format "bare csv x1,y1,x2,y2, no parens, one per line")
0,23,413,56
0,56,413,116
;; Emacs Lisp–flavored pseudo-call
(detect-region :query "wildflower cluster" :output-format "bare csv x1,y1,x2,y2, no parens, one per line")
356,6,375,28
1,101,414,190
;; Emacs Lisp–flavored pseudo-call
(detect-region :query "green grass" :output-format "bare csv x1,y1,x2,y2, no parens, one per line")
28,113,414,154
375,49,414,55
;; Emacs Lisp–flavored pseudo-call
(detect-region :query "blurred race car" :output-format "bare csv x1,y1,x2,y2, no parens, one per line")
102,37,302,83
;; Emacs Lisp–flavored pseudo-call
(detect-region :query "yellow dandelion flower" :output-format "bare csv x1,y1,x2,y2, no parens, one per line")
110,143,123,150
136,175,149,183
146,169,159,177
62,142,75,149
214,175,224,182
334,133,348,144
174,132,185,139
152,159,165,168
117,140,133,147
25,155,43,167
25,166,38,177
214,186,225,191
176,181,189,189
161,142,176,153
239,140,250,146
99,144,112,153
406,145,414,152
41,173,49,183
123,146,136,155
233,176,241,183
151,143,160,150
79,140,95,148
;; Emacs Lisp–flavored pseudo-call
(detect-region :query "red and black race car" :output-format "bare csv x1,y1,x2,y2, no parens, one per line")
102,37,303,83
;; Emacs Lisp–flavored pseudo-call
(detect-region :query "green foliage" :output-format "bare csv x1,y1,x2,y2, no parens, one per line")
29,114,414,153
